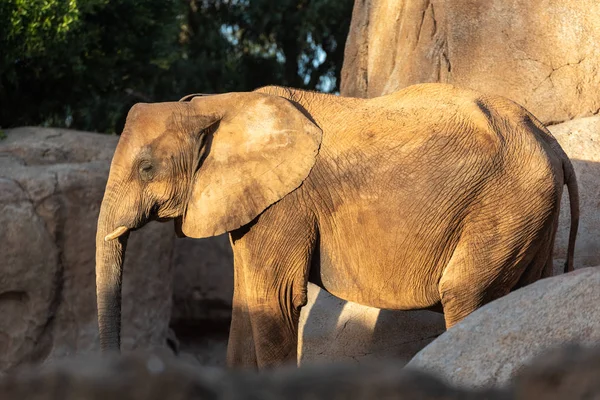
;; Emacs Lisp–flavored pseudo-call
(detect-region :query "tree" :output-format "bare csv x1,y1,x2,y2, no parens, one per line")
155,0,353,99
224,0,353,91
0,0,353,133
1,0,181,132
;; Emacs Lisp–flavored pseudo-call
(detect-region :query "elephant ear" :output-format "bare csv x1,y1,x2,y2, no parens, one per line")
181,92,322,238
178,93,213,102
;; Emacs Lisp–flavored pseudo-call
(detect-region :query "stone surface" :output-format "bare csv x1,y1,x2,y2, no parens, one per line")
550,116,600,272
0,351,507,400
0,177,59,372
0,127,174,372
341,0,600,125
3,346,600,399
406,267,600,388
512,345,600,400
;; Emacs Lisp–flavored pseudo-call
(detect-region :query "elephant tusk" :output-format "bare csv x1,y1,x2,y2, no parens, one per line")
104,226,129,242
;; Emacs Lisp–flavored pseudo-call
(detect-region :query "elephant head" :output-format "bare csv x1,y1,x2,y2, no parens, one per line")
95,92,322,352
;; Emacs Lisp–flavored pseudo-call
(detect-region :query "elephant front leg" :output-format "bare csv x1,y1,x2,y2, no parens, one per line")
226,278,258,368
226,268,304,369
228,202,317,369
227,304,259,368
246,288,306,368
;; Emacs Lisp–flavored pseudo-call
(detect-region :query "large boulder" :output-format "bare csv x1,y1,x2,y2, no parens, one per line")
0,127,174,372
406,267,600,388
341,0,600,125
550,116,600,271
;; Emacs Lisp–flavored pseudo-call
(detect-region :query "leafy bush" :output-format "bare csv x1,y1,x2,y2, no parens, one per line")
0,0,353,133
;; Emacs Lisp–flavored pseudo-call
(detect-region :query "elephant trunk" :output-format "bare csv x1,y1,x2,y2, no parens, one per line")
95,195,130,353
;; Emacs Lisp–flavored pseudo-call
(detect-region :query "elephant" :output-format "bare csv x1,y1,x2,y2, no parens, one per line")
96,83,578,369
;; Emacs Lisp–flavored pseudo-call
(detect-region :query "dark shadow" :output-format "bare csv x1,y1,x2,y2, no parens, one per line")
299,285,446,366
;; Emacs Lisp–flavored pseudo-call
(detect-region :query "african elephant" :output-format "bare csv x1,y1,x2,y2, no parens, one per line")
96,83,578,369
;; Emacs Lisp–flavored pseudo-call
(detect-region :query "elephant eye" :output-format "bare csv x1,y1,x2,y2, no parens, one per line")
138,161,154,181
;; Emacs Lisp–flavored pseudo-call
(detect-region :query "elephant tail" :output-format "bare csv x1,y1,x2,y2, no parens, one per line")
561,153,579,274
525,111,579,274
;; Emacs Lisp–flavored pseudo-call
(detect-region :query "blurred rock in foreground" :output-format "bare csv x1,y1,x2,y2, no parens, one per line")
2,345,600,399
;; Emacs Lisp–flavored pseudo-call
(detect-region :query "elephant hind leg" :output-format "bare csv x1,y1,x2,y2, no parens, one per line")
438,220,553,329
513,230,557,290
514,194,561,289
439,255,531,329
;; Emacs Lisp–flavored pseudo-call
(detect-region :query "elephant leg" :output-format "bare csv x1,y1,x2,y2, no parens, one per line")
226,242,258,369
439,276,488,329
438,220,552,328
229,197,317,369
540,205,561,279
514,222,558,288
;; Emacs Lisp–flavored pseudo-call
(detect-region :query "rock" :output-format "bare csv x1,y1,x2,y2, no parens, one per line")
405,267,600,388
512,345,600,400
341,0,600,125
3,346,600,399
0,351,508,400
0,127,174,372
0,352,221,400
0,177,59,371
298,283,445,366
550,116,600,272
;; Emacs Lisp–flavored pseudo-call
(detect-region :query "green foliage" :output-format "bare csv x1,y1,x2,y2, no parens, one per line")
0,0,353,133
2,0,80,59
224,0,353,90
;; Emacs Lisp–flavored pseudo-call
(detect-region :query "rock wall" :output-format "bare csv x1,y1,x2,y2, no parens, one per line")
299,283,445,366
0,127,175,371
341,0,600,125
